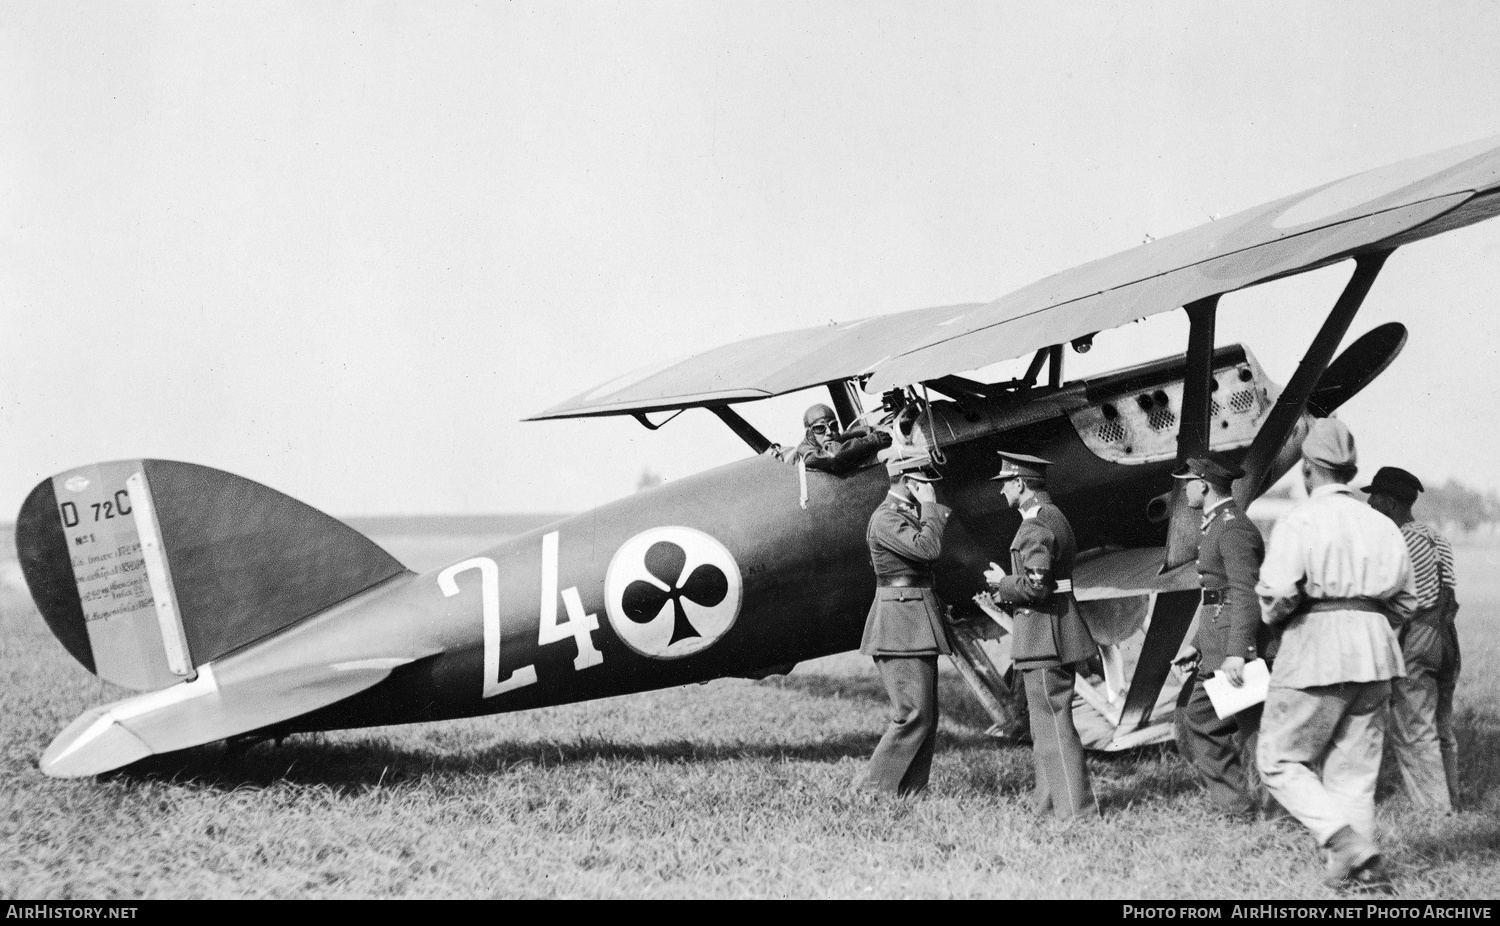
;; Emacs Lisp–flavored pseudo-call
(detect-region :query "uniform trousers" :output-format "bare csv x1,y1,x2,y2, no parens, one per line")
1022,664,1098,818
1387,620,1460,810
859,655,939,796
1258,680,1391,845
1181,676,1263,815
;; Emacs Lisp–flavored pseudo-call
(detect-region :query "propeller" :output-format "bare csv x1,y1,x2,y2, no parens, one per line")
1305,322,1407,417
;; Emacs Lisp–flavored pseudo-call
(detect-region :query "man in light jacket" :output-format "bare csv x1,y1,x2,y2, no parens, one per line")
1256,418,1416,887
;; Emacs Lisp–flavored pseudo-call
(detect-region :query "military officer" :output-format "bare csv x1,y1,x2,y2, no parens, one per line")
855,445,952,797
984,452,1099,819
1172,456,1270,818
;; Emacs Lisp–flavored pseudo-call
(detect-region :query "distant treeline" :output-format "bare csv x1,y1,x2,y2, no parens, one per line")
343,513,571,536
1414,479,1500,536
0,514,574,541
1261,477,1500,536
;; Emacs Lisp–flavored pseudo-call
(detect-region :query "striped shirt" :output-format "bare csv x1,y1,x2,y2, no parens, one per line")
1399,521,1457,611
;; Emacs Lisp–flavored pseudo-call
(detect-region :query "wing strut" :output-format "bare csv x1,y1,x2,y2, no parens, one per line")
1178,296,1220,462
1235,250,1393,506
928,348,1052,401
631,409,686,431
827,380,864,431
1023,347,1049,387
708,405,772,454
1047,344,1064,389
1163,295,1221,570
1115,589,1201,736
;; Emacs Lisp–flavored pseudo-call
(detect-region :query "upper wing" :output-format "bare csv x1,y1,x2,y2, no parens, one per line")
528,301,984,419
867,134,1500,391
532,134,1500,420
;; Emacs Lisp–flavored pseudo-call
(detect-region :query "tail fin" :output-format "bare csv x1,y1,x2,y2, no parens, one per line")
16,460,409,692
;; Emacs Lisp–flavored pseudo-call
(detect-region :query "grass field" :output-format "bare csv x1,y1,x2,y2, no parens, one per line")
2,527,1497,899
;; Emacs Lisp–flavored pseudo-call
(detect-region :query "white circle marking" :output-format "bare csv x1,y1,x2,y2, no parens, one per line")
1273,137,1497,230
604,526,743,660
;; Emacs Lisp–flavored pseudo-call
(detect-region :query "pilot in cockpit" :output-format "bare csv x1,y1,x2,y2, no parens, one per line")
788,403,892,475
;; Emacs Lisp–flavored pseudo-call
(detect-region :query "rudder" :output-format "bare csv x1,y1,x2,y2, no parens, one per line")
16,460,409,691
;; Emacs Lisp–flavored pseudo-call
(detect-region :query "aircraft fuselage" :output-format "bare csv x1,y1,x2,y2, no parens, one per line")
281,345,1285,735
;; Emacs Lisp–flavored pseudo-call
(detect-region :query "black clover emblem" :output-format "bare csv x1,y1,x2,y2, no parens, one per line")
621,540,729,645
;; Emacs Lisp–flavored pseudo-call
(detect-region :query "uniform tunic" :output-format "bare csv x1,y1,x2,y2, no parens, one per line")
860,494,952,656
1179,497,1268,815
990,495,1093,669
989,492,1098,819
856,490,951,796
1255,482,1416,845
1194,498,1270,668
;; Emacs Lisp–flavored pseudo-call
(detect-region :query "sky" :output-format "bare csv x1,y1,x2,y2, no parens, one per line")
4,2,1500,518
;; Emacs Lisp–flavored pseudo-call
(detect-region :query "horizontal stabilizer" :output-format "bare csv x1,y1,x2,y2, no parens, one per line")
41,657,413,778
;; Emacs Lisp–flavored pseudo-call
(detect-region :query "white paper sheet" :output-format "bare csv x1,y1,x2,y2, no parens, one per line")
1201,658,1270,719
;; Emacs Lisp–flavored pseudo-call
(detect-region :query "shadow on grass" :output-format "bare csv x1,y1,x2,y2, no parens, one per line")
1090,743,1204,809
1402,821,1500,867
775,670,1014,733
102,667,1189,797
772,672,886,705
1452,705,1500,809
115,729,1188,807
110,728,989,793
781,669,1204,809
107,716,1046,794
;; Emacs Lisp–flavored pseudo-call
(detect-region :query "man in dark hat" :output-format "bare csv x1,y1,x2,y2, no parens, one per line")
1256,419,1416,887
982,452,1099,819
855,444,951,797
791,403,890,475
1172,455,1270,818
1365,466,1461,812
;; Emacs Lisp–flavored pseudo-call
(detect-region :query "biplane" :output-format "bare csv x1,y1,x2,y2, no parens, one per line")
18,134,1500,777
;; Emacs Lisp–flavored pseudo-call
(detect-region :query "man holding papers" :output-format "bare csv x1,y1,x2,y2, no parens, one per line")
1255,419,1417,888
1172,456,1270,820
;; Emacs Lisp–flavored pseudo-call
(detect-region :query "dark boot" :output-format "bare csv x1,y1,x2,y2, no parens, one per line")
1323,825,1381,886
1443,751,1461,810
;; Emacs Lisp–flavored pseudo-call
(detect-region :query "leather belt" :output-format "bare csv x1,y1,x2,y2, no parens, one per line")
1201,589,1224,605
1303,598,1394,617
877,576,932,589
